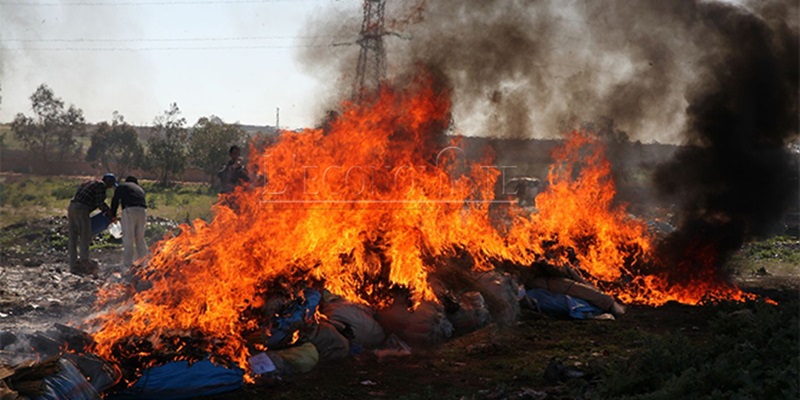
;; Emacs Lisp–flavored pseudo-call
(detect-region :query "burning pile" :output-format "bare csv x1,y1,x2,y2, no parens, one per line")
88,71,754,377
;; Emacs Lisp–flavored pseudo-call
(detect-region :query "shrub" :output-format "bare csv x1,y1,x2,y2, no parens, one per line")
593,300,799,399
51,184,75,200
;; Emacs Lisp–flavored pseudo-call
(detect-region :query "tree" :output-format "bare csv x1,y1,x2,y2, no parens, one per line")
11,84,85,162
57,105,86,161
188,116,246,185
145,103,188,186
86,112,144,177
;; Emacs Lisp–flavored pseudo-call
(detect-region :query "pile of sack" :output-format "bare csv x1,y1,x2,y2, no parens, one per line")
0,267,623,399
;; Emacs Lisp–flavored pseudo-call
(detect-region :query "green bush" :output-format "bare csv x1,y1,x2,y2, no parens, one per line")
593,301,799,399
164,191,176,206
149,195,158,210
744,236,800,264
48,233,69,251
9,191,24,208
51,184,76,200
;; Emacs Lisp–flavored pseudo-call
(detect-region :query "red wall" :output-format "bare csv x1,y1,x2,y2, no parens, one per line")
0,149,209,182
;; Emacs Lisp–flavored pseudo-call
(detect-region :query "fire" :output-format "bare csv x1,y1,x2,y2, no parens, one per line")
501,132,755,305
507,132,653,282
89,71,756,372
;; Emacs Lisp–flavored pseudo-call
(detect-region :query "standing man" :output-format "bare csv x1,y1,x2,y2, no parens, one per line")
217,145,249,194
111,176,148,268
68,173,116,274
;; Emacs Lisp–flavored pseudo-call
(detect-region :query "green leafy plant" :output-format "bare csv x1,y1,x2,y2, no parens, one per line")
592,301,799,399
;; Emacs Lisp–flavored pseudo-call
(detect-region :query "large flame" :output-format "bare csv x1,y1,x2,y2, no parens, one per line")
90,72,753,372
502,131,755,305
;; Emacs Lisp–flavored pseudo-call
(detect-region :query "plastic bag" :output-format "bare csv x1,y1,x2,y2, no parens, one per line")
265,289,322,349
63,353,121,394
108,221,122,239
525,288,604,319
446,291,492,333
308,320,350,362
263,342,319,374
32,359,100,400
109,359,243,400
320,298,385,349
376,299,453,346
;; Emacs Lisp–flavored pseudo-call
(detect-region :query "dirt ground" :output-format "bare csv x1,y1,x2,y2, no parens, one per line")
1,217,798,399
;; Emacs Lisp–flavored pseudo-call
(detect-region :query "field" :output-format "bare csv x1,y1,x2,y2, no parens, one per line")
0,173,798,399
0,174,217,228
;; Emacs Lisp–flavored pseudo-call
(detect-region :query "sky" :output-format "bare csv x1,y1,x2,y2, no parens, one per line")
0,0,356,128
0,0,779,144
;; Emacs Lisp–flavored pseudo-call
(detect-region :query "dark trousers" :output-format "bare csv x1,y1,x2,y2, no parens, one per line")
68,201,91,270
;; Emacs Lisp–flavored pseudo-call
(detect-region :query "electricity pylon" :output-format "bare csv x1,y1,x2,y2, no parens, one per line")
353,0,388,101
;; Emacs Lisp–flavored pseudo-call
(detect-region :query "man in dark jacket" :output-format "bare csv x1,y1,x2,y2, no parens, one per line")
217,145,249,194
111,176,148,268
68,173,116,273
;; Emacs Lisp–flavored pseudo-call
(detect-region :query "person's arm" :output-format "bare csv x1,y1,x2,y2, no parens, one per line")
110,187,121,217
217,163,228,180
95,183,111,215
99,201,111,216
237,165,250,182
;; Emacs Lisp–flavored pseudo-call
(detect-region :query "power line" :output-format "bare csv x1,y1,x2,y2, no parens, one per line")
0,43,645,80
0,43,341,51
0,0,325,5
0,35,353,43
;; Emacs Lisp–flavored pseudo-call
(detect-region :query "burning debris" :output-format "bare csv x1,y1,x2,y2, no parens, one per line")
0,325,119,400
54,68,762,397
1,0,796,397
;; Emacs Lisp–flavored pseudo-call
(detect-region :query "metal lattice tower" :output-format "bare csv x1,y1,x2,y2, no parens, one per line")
353,0,388,101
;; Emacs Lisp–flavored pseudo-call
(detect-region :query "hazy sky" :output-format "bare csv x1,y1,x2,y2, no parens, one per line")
0,0,778,143
0,0,356,128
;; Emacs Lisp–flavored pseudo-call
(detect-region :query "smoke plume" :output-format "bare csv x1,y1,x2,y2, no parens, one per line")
650,0,798,277
299,0,799,286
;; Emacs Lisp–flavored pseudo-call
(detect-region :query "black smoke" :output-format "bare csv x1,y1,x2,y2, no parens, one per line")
298,0,799,286
652,0,798,280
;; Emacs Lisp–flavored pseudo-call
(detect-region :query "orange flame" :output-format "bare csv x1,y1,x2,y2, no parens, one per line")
503,131,755,305
89,72,757,372
507,131,653,282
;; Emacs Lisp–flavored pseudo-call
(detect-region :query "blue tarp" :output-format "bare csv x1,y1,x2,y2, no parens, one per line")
33,359,100,400
266,288,322,348
90,213,110,236
525,288,604,319
108,359,244,400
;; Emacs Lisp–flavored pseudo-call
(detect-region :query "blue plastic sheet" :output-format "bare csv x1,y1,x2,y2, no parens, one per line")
525,288,604,319
33,359,100,400
266,289,322,348
109,359,244,400
90,213,110,236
